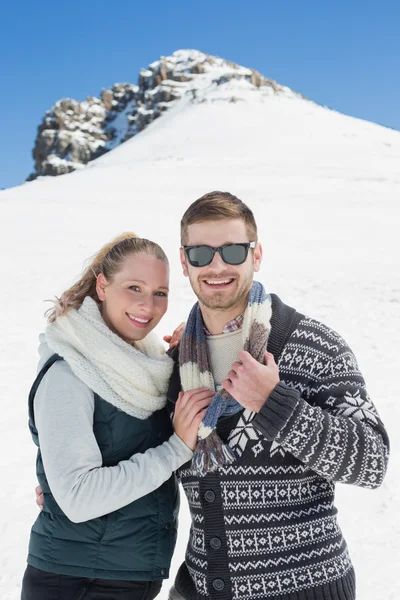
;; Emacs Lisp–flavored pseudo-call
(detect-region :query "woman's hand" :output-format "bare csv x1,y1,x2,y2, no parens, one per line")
35,485,44,509
163,322,185,349
173,388,214,450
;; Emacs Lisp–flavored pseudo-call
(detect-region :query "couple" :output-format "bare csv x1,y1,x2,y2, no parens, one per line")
22,191,389,600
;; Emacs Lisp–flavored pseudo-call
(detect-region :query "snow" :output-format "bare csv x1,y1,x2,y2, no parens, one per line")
106,99,138,150
0,77,399,599
140,68,153,77
45,154,85,170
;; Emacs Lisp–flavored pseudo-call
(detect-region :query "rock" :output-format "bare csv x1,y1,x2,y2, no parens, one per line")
190,63,205,74
101,89,114,111
251,71,264,88
27,49,294,180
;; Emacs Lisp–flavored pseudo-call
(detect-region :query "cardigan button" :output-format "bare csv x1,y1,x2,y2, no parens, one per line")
210,536,221,549
165,521,172,530
204,490,216,503
212,578,225,591
161,568,168,576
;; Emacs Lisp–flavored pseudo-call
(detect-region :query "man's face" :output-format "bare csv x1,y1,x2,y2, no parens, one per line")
180,218,262,312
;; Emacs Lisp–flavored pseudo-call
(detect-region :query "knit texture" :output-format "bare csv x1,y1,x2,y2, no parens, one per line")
206,328,243,389
169,294,389,600
179,281,272,475
45,296,173,419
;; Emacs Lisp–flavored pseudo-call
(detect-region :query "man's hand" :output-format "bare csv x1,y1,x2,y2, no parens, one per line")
163,322,185,349
221,351,280,413
35,485,44,509
173,388,214,450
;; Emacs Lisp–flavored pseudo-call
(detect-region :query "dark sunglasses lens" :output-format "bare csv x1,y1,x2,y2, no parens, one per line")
187,246,213,267
221,244,247,265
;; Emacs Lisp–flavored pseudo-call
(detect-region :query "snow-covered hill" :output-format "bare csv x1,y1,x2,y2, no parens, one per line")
28,49,297,179
1,55,399,599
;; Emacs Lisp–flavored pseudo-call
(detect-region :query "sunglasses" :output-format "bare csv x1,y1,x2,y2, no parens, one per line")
183,242,256,267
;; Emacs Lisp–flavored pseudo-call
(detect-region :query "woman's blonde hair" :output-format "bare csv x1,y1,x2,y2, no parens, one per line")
47,233,168,323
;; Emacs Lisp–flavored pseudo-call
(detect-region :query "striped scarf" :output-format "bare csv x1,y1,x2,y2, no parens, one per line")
179,281,272,476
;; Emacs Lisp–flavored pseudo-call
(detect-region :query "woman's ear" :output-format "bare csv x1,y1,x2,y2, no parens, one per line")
96,273,108,301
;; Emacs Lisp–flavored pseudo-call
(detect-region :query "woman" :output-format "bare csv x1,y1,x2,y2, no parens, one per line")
22,233,213,600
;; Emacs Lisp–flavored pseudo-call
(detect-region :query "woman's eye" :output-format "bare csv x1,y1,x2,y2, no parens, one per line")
155,291,168,297
129,285,140,292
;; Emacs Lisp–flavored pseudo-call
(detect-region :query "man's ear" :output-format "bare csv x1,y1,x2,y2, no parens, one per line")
180,247,189,277
96,273,108,301
253,242,262,273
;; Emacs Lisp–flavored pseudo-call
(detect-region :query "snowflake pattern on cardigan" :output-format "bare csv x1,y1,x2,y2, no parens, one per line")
168,296,389,600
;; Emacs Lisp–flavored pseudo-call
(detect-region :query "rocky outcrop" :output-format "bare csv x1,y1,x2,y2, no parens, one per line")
28,50,297,180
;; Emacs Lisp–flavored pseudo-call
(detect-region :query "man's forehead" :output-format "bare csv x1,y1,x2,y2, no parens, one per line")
186,218,248,244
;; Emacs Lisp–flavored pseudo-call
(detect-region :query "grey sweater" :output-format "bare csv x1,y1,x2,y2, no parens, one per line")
34,339,193,523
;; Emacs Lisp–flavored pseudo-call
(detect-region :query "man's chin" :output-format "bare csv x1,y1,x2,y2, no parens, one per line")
198,295,238,311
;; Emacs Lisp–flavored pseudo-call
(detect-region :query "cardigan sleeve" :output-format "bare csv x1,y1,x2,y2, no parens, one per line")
253,343,389,490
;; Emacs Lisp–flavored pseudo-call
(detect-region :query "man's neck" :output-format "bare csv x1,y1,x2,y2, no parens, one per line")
200,304,245,336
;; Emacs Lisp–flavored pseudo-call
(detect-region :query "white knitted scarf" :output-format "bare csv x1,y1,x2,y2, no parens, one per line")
45,296,174,419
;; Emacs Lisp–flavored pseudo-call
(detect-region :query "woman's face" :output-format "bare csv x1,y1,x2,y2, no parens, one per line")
96,253,169,344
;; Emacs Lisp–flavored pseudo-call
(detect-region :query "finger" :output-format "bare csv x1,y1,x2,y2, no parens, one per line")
227,369,238,381
195,396,214,409
186,398,212,424
175,391,183,410
238,350,254,365
230,361,244,374
264,351,275,365
163,335,172,343
186,394,214,410
180,388,214,407
188,390,215,404
221,378,233,392
170,322,186,343
35,486,42,495
179,390,214,417
194,408,208,425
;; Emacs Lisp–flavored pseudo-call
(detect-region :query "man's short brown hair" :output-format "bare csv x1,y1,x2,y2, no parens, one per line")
180,191,258,245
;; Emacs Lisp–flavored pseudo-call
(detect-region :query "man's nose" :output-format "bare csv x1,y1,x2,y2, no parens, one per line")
208,249,225,269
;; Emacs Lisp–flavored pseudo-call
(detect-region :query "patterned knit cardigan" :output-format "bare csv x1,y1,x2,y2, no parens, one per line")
166,294,389,600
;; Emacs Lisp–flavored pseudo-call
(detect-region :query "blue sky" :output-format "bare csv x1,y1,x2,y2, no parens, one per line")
1,0,399,190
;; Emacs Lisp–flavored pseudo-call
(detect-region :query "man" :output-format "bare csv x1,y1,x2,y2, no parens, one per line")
167,191,389,600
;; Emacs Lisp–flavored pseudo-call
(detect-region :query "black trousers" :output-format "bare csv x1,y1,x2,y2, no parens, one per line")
21,565,162,600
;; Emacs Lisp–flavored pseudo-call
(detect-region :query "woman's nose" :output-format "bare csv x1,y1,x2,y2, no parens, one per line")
138,294,154,312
